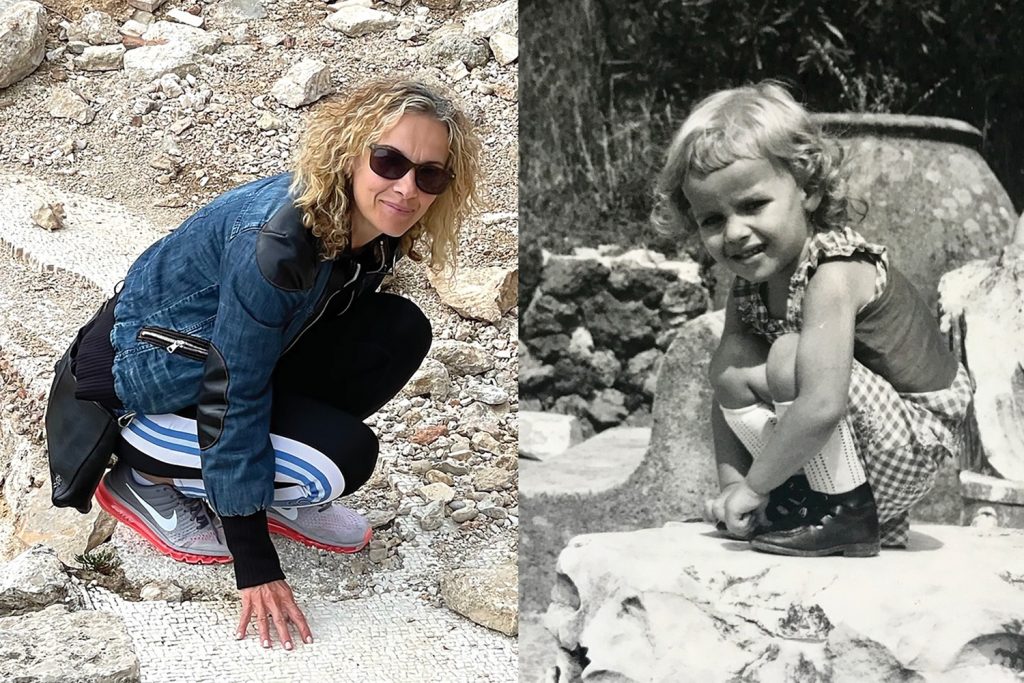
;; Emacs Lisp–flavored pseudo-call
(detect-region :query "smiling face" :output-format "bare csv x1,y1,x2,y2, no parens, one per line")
683,157,821,289
349,112,451,249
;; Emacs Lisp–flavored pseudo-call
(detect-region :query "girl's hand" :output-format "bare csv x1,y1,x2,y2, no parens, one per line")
723,481,769,537
703,482,741,524
236,579,312,650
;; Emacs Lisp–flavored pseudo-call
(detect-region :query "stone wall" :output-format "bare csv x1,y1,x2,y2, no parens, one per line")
520,245,710,436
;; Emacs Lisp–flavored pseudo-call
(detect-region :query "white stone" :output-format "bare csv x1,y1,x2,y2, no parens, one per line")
166,8,204,28
119,19,149,37
208,0,266,25
73,44,125,71
404,357,450,398
518,411,584,460
67,11,122,45
270,58,333,108
0,0,46,88
47,88,96,124
441,563,517,636
0,546,75,615
323,6,398,37
463,0,517,38
545,524,1024,681
488,31,516,65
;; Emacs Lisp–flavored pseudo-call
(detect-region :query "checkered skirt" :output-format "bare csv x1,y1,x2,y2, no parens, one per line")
733,228,974,546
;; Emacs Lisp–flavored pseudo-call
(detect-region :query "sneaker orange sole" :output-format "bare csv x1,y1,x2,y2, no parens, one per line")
95,480,233,565
267,519,372,554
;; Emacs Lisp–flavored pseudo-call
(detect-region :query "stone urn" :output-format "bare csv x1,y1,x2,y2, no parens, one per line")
706,114,1019,311
813,113,1018,310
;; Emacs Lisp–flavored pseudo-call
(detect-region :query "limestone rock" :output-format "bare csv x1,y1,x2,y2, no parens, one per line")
270,58,333,109
939,247,1024,479
0,546,76,617
0,604,140,682
541,255,610,298
544,523,1024,681
404,357,450,398
73,44,125,72
123,21,221,82
429,339,495,375
47,88,96,124
67,11,121,45
518,411,583,460
463,0,517,38
427,266,517,323
32,202,65,231
488,32,517,66
418,482,455,503
472,466,512,492
417,25,491,69
0,1,46,88
441,563,517,636
13,484,118,565
323,6,398,37
208,0,266,26
139,579,184,602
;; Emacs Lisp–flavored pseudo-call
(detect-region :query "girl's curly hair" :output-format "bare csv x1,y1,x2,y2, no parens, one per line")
291,76,481,269
652,81,853,236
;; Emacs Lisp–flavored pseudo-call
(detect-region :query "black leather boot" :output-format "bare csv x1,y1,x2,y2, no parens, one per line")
750,482,881,557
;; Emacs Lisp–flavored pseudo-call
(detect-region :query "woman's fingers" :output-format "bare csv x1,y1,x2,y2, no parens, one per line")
236,599,254,640
270,610,294,651
284,601,313,645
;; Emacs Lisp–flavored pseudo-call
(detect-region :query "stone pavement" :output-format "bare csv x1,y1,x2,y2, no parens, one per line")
0,174,517,682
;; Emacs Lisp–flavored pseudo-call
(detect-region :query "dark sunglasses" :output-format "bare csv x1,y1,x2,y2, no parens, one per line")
368,144,454,195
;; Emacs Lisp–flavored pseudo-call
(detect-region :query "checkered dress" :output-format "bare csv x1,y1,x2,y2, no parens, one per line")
733,227,974,546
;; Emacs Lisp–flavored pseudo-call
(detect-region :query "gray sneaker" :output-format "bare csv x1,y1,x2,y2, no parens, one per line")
267,502,372,553
95,461,232,564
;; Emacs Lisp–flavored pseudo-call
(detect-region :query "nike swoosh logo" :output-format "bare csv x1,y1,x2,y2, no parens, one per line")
126,483,178,532
276,506,299,521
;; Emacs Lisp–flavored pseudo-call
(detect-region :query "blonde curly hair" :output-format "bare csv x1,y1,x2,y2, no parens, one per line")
291,76,481,269
652,81,852,236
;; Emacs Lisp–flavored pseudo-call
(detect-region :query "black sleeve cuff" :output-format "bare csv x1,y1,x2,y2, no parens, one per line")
219,510,286,589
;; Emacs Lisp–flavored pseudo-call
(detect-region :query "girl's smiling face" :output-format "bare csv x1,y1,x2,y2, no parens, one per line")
349,112,450,249
683,157,821,289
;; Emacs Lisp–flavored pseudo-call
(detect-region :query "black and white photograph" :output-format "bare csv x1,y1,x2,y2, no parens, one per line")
519,1,1024,680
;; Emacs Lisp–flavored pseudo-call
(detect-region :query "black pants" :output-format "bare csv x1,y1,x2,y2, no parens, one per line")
115,293,431,499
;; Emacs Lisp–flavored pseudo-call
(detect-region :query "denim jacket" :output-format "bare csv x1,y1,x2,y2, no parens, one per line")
110,173,399,517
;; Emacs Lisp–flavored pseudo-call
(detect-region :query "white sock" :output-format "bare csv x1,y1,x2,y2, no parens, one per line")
774,401,864,494
130,468,157,487
720,402,777,460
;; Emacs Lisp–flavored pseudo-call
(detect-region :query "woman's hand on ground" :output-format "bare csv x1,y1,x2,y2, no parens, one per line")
723,481,769,537
236,579,312,649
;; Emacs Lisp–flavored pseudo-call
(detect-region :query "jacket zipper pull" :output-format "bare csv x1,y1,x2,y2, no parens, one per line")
166,340,183,354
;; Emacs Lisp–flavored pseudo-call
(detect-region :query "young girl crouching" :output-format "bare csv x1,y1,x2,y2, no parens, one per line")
654,81,974,556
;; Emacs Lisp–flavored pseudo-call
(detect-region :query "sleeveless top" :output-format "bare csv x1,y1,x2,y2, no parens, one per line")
732,227,959,393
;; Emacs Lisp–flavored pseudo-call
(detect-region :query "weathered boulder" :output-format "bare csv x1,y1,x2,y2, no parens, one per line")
939,246,1024,480
427,266,518,323
441,563,518,636
0,604,140,682
0,0,46,88
519,411,583,461
0,545,77,616
544,523,1024,681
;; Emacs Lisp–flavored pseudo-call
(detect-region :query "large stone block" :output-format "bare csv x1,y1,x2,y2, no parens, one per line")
544,523,1024,681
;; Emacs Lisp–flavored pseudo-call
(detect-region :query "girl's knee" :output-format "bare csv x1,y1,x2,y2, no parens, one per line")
337,423,379,495
710,334,769,407
766,333,800,402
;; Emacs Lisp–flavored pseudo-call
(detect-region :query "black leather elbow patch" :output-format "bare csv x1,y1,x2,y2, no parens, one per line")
256,204,317,291
196,343,229,450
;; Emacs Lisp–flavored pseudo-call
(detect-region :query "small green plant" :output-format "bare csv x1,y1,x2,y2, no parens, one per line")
74,547,122,575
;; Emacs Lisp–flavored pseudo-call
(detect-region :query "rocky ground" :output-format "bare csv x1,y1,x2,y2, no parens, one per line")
0,0,518,679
